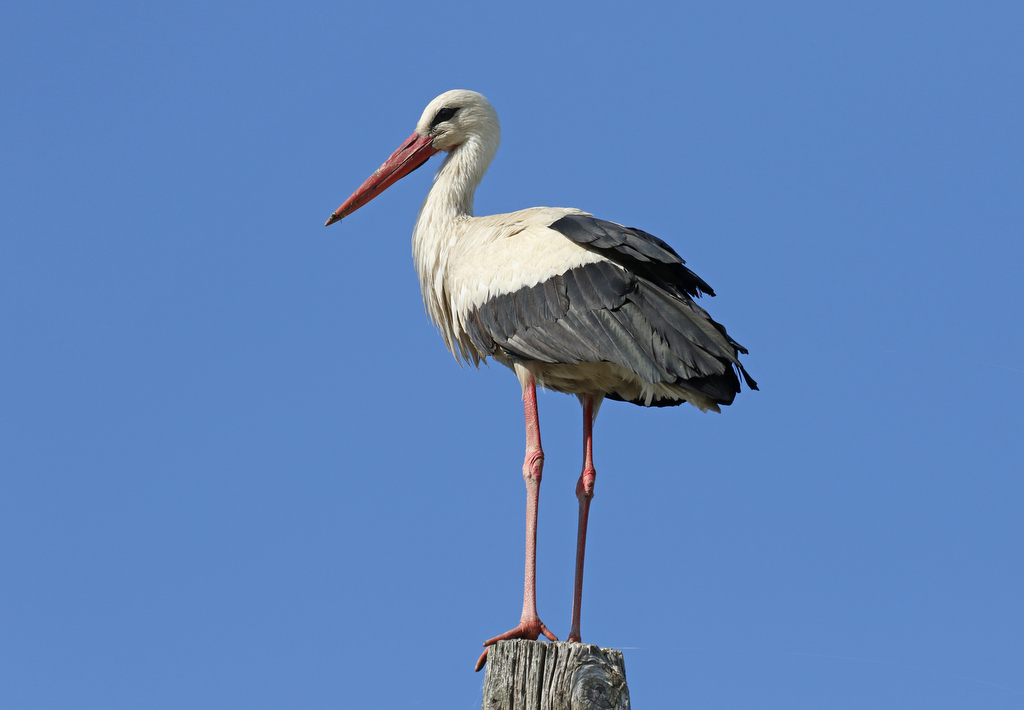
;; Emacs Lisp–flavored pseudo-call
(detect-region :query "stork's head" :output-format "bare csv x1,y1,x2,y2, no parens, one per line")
325,90,500,226
415,89,500,152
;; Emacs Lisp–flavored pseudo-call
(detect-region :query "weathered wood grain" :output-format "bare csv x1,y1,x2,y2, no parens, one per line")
482,640,629,710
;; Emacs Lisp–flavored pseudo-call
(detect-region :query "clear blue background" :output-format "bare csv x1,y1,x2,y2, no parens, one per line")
2,1,1022,707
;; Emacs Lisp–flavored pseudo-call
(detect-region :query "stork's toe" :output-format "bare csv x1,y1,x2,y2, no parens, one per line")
474,618,558,671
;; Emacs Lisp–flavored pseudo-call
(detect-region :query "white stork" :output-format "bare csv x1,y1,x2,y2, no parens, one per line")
326,90,756,670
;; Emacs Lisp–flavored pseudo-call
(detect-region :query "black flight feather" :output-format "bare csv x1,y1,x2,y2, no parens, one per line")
462,257,753,408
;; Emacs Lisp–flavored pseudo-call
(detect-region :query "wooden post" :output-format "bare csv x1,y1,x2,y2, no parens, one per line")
482,639,630,710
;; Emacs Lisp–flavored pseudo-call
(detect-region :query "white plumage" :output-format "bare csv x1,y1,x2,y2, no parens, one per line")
326,89,755,670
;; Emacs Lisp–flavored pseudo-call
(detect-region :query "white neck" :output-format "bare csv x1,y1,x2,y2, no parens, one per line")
411,134,499,357
421,133,497,223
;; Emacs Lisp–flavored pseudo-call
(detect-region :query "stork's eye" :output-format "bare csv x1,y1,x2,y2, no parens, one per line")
431,107,460,128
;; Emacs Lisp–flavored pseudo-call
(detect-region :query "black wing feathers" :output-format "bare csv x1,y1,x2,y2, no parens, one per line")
549,214,716,299
464,273,754,406
462,215,757,407
549,215,679,263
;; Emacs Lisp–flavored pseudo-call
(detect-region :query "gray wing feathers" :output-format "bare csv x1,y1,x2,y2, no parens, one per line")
464,260,749,404
548,214,717,299
550,215,683,264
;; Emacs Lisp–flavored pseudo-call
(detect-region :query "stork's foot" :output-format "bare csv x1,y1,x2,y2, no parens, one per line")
474,617,558,671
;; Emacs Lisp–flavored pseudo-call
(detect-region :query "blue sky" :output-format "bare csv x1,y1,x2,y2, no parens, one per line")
2,1,1022,707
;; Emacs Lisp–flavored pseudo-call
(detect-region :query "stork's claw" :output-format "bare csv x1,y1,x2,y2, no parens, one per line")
474,618,558,671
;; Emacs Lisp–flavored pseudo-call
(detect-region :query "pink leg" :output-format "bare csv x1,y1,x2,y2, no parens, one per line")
475,377,558,672
568,394,597,643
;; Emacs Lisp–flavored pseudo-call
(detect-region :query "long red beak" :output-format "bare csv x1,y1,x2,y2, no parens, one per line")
325,132,439,226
